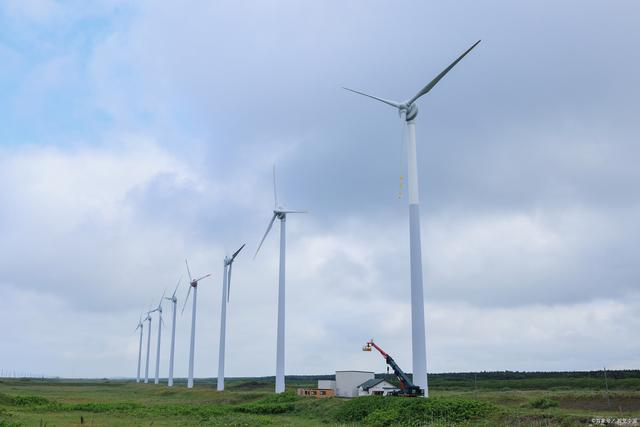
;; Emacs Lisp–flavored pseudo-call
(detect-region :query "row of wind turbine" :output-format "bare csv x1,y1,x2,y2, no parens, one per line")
130,38,480,397
131,166,304,394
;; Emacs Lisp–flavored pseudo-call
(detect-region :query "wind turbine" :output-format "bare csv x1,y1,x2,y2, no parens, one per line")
217,243,245,392
143,311,152,384
255,166,307,393
343,40,480,398
182,259,211,389
134,316,144,383
149,290,166,385
164,277,181,387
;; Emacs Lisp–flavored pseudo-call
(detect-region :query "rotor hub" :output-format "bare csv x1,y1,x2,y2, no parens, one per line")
402,103,418,121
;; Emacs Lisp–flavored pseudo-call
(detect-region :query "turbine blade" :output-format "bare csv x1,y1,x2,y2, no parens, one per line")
231,243,246,261
407,40,481,106
280,209,308,214
172,276,182,299
181,286,192,315
273,165,278,209
185,259,193,282
195,273,211,282
227,262,233,302
342,87,401,109
254,213,277,258
158,289,166,308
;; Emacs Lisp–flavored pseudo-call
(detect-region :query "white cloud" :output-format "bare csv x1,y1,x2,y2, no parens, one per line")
1,0,639,379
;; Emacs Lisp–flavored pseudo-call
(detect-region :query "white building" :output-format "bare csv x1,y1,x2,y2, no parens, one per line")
335,370,374,397
317,380,336,390
357,378,400,396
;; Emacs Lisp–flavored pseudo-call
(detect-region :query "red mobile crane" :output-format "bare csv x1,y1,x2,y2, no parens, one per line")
362,339,424,397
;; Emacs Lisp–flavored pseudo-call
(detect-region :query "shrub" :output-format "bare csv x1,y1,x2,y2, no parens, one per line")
0,394,13,406
67,402,141,413
333,396,394,422
333,396,495,425
232,391,299,415
10,396,49,407
529,397,559,409
254,391,299,404
363,408,400,426
234,403,295,415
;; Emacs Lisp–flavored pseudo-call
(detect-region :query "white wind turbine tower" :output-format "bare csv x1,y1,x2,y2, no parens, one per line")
255,166,307,394
182,259,212,389
217,243,245,392
134,316,144,383
164,277,181,387
148,290,166,385
143,311,152,384
343,40,480,397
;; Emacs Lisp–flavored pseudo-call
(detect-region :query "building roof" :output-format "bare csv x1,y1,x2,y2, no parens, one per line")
357,378,386,391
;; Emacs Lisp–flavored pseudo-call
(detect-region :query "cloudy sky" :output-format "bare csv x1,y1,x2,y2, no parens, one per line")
1,0,639,379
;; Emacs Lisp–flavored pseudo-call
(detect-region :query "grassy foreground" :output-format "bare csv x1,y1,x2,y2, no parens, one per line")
0,372,638,426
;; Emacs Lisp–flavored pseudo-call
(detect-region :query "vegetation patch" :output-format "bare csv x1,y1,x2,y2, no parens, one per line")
0,394,12,406
557,395,640,411
226,380,272,391
529,397,559,409
1,395,50,407
333,396,496,426
1,375,639,426
64,401,141,413
234,392,298,415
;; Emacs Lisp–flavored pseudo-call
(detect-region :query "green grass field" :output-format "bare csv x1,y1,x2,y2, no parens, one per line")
1,372,638,426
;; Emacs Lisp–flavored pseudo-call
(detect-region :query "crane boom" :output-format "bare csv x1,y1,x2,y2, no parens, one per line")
363,339,424,397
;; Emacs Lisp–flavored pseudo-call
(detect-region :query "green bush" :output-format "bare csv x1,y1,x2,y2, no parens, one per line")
67,402,141,413
333,396,495,425
235,403,295,415
333,396,394,422
0,394,13,406
254,391,299,404
363,408,399,426
232,391,299,415
9,396,49,407
529,397,559,409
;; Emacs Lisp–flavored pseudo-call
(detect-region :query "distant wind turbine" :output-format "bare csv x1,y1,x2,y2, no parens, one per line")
164,277,181,387
134,316,144,383
255,166,307,393
143,311,152,384
217,243,245,392
343,40,481,397
182,259,212,389
148,290,166,385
